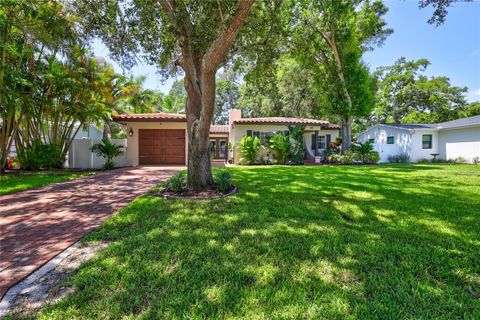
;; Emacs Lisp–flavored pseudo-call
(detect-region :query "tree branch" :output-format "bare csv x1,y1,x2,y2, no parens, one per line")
204,0,255,72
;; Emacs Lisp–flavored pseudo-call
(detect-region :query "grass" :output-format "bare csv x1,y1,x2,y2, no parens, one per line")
0,170,94,195
33,164,479,319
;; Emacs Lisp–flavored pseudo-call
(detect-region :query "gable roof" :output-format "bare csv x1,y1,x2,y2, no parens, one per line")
233,117,340,128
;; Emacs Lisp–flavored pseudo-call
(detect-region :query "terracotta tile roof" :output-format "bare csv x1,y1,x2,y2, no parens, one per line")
112,113,186,122
210,125,229,134
234,117,340,128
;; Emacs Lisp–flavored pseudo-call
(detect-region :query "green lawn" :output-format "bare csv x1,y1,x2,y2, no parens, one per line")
0,170,93,195
36,164,479,319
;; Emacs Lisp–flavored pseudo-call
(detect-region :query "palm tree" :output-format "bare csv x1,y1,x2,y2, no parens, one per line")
91,138,125,170
353,141,374,164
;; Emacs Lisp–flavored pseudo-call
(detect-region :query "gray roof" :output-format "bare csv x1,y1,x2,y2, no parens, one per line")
383,123,433,129
382,115,480,130
434,115,480,129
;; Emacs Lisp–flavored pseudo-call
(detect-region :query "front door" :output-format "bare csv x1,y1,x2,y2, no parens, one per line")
209,138,228,159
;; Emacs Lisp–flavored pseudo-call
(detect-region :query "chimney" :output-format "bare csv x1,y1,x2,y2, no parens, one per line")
229,109,242,126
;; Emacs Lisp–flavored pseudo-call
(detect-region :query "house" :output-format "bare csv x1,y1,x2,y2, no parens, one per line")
112,109,340,165
356,115,480,163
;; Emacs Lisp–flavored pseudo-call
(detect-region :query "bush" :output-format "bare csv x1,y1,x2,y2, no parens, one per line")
239,136,260,164
452,156,467,164
214,170,232,193
166,171,187,193
352,141,374,164
339,150,354,165
17,140,63,170
270,132,290,164
364,151,380,164
91,138,124,170
417,158,430,164
388,153,410,163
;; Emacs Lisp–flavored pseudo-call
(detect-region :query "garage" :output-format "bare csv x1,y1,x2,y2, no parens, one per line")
138,129,185,165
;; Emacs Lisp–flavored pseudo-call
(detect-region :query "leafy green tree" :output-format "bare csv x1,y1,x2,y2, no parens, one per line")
289,0,391,151
0,0,70,173
162,80,186,113
373,57,468,124
419,0,472,26
239,135,260,164
270,132,290,165
462,102,480,118
239,57,327,120
91,138,125,170
74,0,259,190
214,70,240,124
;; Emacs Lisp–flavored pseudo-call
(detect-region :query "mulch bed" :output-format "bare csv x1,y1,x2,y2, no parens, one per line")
156,185,237,200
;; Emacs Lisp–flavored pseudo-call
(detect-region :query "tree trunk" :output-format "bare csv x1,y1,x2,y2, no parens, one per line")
187,119,214,190
341,116,352,152
185,69,215,191
160,0,254,191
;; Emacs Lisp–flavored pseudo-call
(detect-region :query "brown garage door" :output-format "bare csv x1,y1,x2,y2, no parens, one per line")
139,129,185,165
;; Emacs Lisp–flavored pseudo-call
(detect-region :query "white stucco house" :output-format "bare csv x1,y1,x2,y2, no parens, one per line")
356,115,480,163
112,109,340,165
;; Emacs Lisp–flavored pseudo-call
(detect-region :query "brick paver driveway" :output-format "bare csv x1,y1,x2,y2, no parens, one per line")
0,166,182,299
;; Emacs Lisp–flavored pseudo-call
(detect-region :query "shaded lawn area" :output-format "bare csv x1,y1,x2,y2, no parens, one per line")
36,164,479,319
0,170,94,195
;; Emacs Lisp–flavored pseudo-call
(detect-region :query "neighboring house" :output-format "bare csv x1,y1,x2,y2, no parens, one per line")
112,109,340,165
73,123,104,140
357,115,480,163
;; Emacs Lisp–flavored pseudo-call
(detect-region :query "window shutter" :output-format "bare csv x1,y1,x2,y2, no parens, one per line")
326,134,331,147
311,134,316,149
247,130,252,137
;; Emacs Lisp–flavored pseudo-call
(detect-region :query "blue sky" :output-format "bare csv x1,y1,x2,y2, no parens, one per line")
92,0,480,102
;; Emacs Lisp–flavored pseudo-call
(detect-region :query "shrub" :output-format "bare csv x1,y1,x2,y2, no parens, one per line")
91,138,125,170
417,158,430,164
17,140,63,170
352,141,374,164
239,136,260,164
214,170,232,193
364,151,380,164
166,171,186,193
339,150,354,165
270,132,290,164
388,153,410,163
453,156,467,164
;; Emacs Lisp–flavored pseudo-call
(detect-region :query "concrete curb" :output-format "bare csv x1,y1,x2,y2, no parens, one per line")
0,242,81,319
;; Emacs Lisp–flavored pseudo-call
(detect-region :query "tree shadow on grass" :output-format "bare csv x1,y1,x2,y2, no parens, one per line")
36,164,480,319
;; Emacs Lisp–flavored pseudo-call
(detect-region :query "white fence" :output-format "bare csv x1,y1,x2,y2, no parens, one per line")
68,138,129,169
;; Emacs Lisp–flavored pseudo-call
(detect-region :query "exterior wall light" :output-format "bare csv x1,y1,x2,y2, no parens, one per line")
128,128,134,137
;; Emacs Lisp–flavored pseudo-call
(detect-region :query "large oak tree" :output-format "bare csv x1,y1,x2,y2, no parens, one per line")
73,0,261,190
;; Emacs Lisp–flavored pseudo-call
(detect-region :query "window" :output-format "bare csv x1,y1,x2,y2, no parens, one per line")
311,135,326,150
318,136,326,149
387,136,394,144
368,138,375,144
259,132,274,145
422,134,432,149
